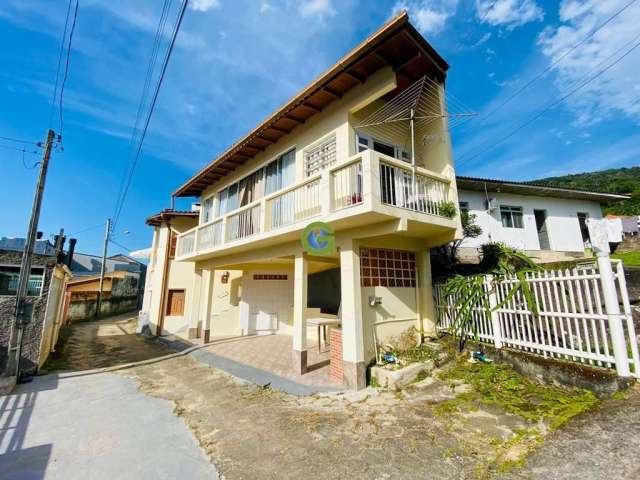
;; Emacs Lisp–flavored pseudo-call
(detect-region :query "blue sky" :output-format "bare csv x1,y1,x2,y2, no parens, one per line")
1,0,639,255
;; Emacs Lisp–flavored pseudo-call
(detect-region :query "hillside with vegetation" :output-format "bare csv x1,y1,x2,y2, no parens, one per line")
532,166,640,215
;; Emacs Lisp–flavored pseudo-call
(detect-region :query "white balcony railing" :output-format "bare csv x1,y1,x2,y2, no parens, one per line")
332,160,363,210
226,203,261,242
379,161,448,215
265,177,321,231
177,229,196,257
198,219,223,251
175,151,452,259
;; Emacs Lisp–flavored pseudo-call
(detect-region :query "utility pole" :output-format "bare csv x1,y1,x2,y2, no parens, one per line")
5,129,56,379
95,218,111,318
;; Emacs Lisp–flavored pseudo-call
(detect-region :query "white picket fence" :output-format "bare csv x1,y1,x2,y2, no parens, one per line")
434,257,640,378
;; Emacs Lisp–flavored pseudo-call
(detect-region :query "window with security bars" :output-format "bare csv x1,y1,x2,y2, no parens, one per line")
359,248,416,288
305,135,336,176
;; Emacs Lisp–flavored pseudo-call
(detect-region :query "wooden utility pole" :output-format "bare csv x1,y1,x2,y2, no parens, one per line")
95,218,111,318
5,129,56,379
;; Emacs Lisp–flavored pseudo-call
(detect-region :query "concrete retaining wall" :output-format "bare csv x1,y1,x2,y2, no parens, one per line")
67,295,139,322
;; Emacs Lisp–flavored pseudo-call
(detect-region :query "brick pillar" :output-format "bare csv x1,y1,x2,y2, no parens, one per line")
329,328,343,383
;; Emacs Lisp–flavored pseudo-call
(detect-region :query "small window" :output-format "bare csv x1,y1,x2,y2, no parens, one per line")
459,201,470,216
500,205,524,229
0,266,44,296
168,235,177,259
305,135,337,176
166,289,185,316
396,147,411,163
373,140,395,157
357,134,370,153
202,196,214,223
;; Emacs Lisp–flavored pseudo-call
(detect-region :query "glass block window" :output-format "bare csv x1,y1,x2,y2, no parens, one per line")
305,135,336,176
359,248,416,288
253,274,288,280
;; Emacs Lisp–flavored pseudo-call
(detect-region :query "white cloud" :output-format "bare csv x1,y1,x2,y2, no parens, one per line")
538,0,640,125
299,0,335,18
391,0,459,35
260,2,273,14
189,0,221,12
475,0,544,29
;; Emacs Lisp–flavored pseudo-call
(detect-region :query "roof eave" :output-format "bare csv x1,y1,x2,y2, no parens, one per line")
172,11,449,199
456,176,630,203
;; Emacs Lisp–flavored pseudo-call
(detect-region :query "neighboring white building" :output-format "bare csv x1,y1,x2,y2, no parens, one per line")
456,176,628,262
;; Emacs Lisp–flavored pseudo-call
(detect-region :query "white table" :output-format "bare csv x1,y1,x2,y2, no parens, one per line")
306,318,341,352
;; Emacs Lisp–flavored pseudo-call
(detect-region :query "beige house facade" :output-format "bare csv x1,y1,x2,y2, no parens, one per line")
140,13,462,389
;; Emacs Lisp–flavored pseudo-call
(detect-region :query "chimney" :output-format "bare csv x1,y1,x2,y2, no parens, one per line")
66,238,77,268
54,232,66,264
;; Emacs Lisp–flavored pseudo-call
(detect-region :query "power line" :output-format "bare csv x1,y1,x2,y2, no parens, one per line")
109,238,137,253
477,0,499,23
0,143,39,154
112,0,190,230
113,0,173,228
0,135,40,146
473,0,638,128
49,0,73,129
458,36,640,166
68,223,105,236
58,0,79,140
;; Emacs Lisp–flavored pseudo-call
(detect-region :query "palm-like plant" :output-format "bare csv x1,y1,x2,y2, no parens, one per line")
441,242,540,351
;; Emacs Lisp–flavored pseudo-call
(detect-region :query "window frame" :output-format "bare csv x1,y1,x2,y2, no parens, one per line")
500,205,524,229
201,194,215,224
355,132,411,163
0,265,45,297
211,147,297,220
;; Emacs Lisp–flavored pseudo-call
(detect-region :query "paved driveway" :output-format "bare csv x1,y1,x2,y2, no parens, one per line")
0,371,218,479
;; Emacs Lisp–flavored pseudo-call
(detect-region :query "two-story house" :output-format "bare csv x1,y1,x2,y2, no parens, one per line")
140,12,462,389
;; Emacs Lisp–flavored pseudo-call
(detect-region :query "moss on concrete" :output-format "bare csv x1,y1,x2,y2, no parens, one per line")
438,358,599,429
434,357,600,478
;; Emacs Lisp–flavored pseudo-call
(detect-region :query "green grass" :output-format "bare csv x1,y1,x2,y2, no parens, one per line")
612,251,640,267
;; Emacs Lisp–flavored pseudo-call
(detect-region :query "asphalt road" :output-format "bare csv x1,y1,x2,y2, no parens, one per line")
0,371,218,479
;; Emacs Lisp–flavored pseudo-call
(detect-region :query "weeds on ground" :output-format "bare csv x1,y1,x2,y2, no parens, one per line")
438,359,599,429
434,358,599,478
379,327,441,369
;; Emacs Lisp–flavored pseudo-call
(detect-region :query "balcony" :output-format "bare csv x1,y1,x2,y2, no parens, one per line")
175,150,457,262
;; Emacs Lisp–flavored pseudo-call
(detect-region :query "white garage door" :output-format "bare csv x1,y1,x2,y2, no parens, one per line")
241,271,293,335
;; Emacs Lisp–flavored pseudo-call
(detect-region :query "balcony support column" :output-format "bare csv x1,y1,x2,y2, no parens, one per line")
416,250,436,338
188,267,203,339
200,267,215,343
339,238,366,390
292,252,308,374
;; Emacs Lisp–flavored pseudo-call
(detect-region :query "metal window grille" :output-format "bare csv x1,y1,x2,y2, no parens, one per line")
305,135,336,176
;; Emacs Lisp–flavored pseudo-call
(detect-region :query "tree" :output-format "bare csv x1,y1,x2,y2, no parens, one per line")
432,209,482,275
